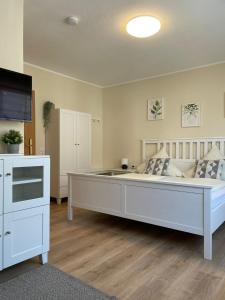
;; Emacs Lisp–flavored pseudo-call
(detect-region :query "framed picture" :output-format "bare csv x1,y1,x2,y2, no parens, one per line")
182,103,200,127
148,97,164,121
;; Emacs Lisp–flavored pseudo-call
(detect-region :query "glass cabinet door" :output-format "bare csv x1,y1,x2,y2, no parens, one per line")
13,166,43,203
4,158,50,213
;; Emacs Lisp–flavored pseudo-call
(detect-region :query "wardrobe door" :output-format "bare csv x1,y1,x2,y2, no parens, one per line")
60,110,77,174
76,112,91,171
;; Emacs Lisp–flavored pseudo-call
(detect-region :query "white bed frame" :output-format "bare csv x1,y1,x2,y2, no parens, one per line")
142,137,225,161
68,137,225,260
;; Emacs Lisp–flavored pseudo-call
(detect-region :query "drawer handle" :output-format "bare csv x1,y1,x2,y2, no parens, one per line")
5,231,11,236
5,173,11,176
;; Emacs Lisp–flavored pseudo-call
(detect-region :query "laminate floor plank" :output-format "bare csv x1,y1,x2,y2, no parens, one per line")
48,203,225,300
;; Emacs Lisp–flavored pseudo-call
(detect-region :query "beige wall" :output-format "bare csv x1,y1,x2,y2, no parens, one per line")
2,1,225,172
103,63,225,168
0,0,24,153
24,64,103,168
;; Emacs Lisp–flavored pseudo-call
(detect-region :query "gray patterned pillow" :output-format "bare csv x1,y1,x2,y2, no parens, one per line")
145,158,170,176
194,160,224,179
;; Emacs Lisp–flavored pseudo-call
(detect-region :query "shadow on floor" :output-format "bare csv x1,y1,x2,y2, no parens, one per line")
0,259,40,284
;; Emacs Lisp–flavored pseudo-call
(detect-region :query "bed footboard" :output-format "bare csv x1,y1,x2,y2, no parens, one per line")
68,174,225,260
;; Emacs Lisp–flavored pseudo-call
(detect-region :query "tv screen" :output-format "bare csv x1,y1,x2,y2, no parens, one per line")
0,68,32,121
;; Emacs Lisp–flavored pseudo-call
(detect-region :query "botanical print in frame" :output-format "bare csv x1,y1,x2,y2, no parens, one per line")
182,103,200,127
148,97,164,121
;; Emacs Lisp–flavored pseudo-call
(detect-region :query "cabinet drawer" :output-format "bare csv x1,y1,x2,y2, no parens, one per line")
3,205,50,268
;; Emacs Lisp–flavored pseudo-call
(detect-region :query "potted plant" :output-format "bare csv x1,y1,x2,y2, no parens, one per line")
43,101,54,128
1,130,23,154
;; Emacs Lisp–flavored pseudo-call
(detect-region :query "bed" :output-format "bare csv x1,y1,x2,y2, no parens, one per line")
67,137,225,260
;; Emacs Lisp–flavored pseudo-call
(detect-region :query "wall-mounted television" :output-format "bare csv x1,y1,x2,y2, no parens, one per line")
0,68,32,122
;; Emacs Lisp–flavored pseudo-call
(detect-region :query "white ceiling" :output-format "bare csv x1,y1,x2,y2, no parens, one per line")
24,0,225,87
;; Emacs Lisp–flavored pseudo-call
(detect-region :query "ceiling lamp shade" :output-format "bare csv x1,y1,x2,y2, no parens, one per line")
126,16,161,38
64,16,80,26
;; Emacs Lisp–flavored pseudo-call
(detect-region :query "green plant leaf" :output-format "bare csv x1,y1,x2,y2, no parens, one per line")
43,101,54,128
1,130,23,144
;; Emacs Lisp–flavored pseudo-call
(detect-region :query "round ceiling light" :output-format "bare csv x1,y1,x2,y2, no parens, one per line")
126,16,161,38
64,16,80,26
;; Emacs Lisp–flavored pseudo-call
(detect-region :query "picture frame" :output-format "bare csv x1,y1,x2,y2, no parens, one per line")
148,97,165,121
182,103,200,127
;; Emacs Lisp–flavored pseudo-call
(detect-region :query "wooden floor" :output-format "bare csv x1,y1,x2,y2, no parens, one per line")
49,202,225,300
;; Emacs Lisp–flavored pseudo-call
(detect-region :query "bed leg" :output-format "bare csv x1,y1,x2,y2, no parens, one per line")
204,189,212,260
204,233,212,260
67,175,73,221
68,206,73,221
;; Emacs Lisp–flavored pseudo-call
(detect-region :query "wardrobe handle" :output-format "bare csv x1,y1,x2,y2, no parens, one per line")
0,174,2,177
5,231,11,236
6,173,11,176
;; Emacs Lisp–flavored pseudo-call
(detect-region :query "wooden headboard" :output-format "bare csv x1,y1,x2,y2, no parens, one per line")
142,137,225,161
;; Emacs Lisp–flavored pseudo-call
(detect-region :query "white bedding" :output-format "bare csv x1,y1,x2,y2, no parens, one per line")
114,173,225,189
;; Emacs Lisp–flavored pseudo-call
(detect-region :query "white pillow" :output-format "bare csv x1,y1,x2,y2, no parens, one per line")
152,146,169,159
203,145,224,160
166,162,184,177
184,165,196,178
136,162,146,174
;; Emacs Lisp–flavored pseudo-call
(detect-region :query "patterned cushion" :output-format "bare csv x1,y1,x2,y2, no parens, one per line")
194,160,224,179
145,158,170,176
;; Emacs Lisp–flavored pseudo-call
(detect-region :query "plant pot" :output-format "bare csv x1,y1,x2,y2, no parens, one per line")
7,144,19,154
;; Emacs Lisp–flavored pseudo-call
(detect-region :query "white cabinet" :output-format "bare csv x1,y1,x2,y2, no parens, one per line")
3,206,49,269
0,155,50,271
0,160,3,271
0,215,2,271
46,109,91,203
0,160,3,215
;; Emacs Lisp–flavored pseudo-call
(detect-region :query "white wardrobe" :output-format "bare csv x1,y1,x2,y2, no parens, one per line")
46,109,91,204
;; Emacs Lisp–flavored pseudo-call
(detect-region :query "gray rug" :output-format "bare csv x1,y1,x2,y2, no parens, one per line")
0,265,117,300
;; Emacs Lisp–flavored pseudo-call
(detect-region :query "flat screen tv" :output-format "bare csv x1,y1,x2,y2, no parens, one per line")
0,68,32,121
